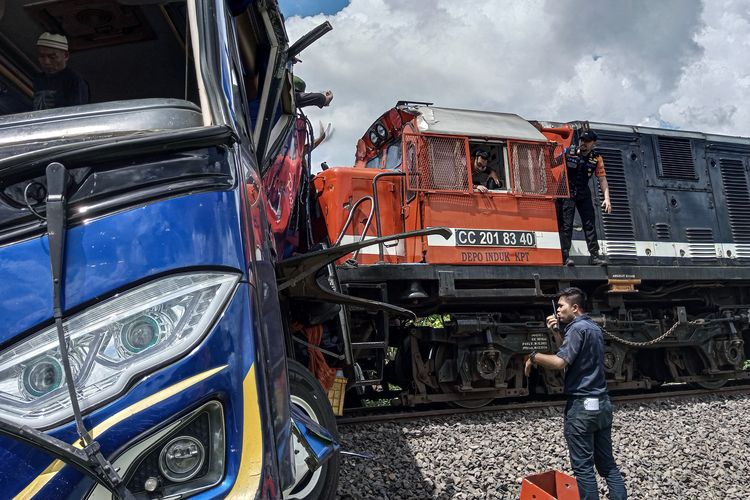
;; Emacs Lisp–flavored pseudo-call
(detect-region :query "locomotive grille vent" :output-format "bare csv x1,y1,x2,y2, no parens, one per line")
686,227,717,262
734,244,750,259
654,223,671,240
596,148,637,263
657,137,697,180
719,159,750,246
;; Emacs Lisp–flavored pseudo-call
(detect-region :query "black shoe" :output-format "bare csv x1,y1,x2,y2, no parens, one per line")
589,254,606,265
565,257,575,267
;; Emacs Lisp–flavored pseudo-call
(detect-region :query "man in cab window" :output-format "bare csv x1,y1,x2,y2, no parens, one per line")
472,149,502,193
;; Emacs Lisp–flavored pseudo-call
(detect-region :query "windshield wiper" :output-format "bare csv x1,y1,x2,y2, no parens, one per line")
47,161,134,497
0,162,136,499
0,125,235,180
0,416,132,498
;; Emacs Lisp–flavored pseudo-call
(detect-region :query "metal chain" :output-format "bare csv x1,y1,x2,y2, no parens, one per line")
601,319,705,347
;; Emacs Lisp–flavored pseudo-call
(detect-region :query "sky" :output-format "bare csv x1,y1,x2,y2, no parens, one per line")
279,0,750,168
279,0,349,17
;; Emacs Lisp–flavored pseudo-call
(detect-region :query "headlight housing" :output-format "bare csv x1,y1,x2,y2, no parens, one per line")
0,272,239,429
369,130,380,145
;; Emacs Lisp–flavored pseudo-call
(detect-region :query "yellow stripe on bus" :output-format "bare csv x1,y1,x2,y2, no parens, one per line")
14,365,226,500
227,364,263,498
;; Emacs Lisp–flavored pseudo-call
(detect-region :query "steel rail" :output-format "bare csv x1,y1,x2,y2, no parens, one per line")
337,383,750,425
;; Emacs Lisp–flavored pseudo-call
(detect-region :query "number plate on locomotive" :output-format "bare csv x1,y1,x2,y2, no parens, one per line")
454,229,536,248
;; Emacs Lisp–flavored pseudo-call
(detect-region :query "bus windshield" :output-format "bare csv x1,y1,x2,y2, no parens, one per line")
0,1,200,118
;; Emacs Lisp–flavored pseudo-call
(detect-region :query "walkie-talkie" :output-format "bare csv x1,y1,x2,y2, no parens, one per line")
551,299,560,331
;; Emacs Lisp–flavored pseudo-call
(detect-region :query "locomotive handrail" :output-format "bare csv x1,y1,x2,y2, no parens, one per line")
334,195,374,253
371,171,407,263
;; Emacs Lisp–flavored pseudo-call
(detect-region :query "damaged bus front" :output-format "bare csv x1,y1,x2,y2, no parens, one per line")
0,1,338,498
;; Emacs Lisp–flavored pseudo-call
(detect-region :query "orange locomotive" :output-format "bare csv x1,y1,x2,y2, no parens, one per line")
309,102,579,407
314,102,570,267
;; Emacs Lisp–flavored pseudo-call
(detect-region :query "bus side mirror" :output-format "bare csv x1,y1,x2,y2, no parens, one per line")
287,21,333,61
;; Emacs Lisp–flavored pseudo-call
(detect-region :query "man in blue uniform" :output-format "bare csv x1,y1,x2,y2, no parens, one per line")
524,287,627,500
556,130,611,266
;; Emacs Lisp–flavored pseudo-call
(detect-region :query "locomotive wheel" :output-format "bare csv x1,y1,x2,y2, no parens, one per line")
449,397,496,409
285,360,340,500
693,377,728,390
680,349,729,390
431,344,494,409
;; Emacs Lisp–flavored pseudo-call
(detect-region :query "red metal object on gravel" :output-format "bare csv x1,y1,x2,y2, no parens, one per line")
520,470,579,500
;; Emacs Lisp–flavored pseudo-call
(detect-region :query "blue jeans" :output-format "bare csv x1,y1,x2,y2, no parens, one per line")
564,396,627,500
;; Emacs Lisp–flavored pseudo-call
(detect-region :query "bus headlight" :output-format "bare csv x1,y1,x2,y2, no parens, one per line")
0,272,239,429
119,314,167,354
22,356,64,397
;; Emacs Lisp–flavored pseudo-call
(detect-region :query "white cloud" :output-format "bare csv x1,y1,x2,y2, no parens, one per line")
286,0,748,167
658,0,750,134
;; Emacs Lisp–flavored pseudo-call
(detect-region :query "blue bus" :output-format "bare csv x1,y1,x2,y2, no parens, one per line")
0,1,348,498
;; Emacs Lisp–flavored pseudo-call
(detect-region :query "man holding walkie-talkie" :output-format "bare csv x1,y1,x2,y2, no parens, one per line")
524,287,627,500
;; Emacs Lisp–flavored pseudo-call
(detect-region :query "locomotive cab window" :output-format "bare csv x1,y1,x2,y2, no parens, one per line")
469,141,509,192
366,153,383,169
384,138,403,170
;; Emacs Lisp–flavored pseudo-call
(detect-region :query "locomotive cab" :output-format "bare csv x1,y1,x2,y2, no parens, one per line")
314,102,570,267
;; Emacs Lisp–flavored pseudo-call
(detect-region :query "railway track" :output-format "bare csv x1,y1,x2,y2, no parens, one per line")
337,383,750,425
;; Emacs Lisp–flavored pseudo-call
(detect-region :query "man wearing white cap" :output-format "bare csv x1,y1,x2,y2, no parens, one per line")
33,32,89,110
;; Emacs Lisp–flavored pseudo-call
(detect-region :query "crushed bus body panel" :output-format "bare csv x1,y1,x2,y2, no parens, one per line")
0,1,339,498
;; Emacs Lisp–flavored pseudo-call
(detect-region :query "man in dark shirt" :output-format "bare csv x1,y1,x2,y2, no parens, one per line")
524,287,627,500
33,33,89,111
471,149,501,193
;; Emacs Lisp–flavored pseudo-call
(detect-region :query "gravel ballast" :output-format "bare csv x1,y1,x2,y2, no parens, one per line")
335,393,750,499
